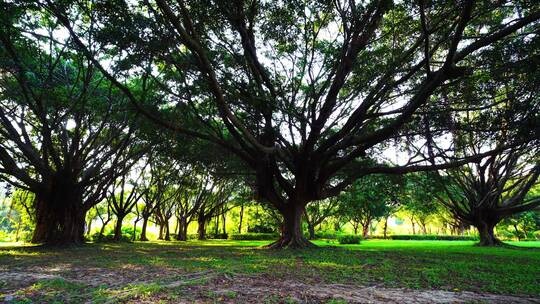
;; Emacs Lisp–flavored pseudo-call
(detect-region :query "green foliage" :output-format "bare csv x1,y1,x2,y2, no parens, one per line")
337,235,361,244
228,233,280,240
338,174,402,235
89,227,140,242
389,235,478,241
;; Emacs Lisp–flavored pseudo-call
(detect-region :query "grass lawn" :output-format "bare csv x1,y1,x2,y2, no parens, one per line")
0,239,539,303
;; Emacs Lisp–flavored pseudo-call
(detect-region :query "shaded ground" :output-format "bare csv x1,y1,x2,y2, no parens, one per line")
0,240,539,303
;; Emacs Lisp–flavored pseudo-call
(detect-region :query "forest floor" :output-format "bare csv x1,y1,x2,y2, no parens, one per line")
0,240,539,303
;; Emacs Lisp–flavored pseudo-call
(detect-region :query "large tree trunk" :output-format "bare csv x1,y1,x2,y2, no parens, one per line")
266,202,313,249
176,217,188,241
140,216,150,241
113,214,125,241
31,189,86,245
476,220,502,246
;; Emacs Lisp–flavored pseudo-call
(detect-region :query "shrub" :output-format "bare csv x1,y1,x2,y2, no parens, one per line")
389,234,478,241
314,231,339,239
337,234,361,244
89,232,131,242
206,233,228,239
533,231,540,240
228,233,280,240
366,234,386,239
247,225,276,233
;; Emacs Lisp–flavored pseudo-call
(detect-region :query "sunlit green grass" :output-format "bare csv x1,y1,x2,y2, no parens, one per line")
1,239,539,302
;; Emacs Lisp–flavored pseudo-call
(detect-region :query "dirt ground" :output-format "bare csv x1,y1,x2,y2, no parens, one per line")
1,266,539,303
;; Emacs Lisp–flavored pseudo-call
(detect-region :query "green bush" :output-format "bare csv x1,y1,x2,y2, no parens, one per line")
228,233,280,240
89,232,131,242
337,234,361,244
314,232,341,239
366,234,386,239
389,234,478,241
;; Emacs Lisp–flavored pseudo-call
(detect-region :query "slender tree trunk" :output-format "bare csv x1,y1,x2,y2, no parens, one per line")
99,218,110,238
158,223,164,240
308,224,316,240
164,220,170,241
513,224,521,241
113,214,125,241
421,222,427,235
198,214,207,240
86,220,92,237
238,204,244,233
476,220,502,246
353,222,359,235
362,221,370,239
267,201,313,249
132,218,140,241
140,216,150,241
214,215,219,236
410,216,416,234
31,189,86,245
222,209,226,235
383,216,389,239
15,222,21,242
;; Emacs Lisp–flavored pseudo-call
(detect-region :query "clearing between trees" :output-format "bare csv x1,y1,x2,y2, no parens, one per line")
1,240,539,303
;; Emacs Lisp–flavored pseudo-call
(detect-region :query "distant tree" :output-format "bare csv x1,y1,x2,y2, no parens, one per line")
402,173,441,234
93,202,113,239
196,180,234,240
154,185,181,241
339,175,402,238
108,161,147,241
174,169,211,241
304,198,339,240
499,211,540,241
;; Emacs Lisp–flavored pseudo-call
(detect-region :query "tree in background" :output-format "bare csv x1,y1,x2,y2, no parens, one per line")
339,175,402,238
499,211,540,241
304,198,339,240
108,161,148,241
174,169,212,241
196,180,234,240
402,173,441,234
